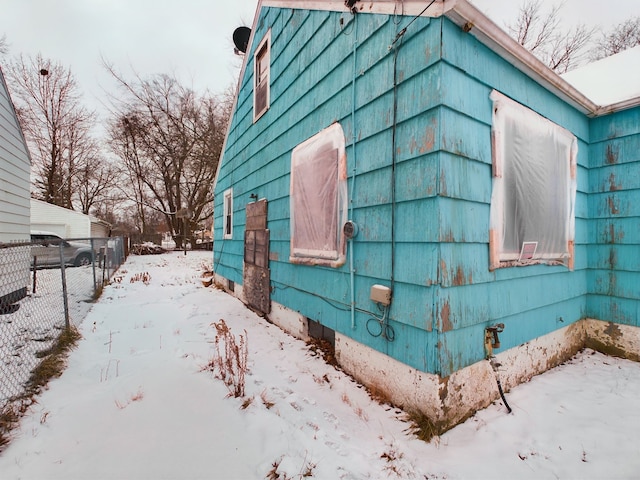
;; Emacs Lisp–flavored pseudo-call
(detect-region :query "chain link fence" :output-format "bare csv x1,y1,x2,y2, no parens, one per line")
0,237,126,410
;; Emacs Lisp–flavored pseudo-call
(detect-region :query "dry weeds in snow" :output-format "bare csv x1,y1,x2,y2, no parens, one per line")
115,387,145,410
203,319,248,398
0,326,81,451
129,272,151,284
260,390,275,409
266,454,317,479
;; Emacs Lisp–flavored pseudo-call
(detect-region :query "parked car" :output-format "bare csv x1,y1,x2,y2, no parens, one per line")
30,231,94,268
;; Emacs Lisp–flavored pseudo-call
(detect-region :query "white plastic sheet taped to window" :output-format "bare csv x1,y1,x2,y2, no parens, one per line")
489,91,577,270
290,123,348,267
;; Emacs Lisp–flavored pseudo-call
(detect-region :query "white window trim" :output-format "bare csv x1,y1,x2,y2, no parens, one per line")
253,29,271,122
223,188,233,239
489,90,577,270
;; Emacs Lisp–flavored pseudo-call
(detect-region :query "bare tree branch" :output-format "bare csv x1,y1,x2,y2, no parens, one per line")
0,34,8,56
547,23,595,73
507,0,595,72
591,17,640,60
508,0,562,53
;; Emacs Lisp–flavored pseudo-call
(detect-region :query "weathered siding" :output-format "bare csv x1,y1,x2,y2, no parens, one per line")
418,19,591,375
214,8,444,372
214,5,639,381
0,68,30,243
0,67,31,304
587,108,640,328
90,220,110,238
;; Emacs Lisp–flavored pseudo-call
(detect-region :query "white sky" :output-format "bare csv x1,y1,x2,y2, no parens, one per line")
1,0,637,121
1,250,639,478
1,0,258,115
470,0,636,31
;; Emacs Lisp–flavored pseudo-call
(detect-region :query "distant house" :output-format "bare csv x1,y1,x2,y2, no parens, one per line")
212,0,640,432
31,198,111,239
0,66,31,310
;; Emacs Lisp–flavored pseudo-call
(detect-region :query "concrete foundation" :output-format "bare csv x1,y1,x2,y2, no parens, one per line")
215,279,639,432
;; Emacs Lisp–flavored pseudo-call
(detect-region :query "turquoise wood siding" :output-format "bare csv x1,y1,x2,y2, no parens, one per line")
215,8,443,372
427,19,591,375
214,6,639,378
587,108,640,326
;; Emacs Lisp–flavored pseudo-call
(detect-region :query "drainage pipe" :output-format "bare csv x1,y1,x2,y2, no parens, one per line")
485,324,512,413
488,356,512,414
348,13,358,330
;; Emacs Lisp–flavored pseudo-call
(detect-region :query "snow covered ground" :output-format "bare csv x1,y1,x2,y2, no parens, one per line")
1,265,96,404
1,251,638,479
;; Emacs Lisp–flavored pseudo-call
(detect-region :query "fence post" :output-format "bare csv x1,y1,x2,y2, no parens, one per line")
59,242,70,329
102,246,107,285
32,256,38,294
91,238,97,298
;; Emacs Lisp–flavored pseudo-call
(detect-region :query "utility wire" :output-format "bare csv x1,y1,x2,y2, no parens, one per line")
391,0,438,46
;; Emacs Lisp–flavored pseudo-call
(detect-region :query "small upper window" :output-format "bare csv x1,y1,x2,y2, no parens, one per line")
223,188,233,239
489,91,577,270
290,123,348,268
254,30,271,122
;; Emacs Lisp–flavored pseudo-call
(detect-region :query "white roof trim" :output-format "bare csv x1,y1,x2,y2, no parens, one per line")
444,0,639,115
257,0,639,116
263,0,447,16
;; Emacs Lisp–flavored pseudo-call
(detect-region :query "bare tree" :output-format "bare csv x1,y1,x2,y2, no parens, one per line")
0,35,8,56
75,154,120,215
106,67,230,245
5,54,103,209
591,17,640,60
507,1,595,73
108,113,154,235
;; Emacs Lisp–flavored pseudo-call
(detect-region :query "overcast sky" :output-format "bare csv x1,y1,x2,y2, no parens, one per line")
1,0,258,114
1,0,637,123
470,0,635,31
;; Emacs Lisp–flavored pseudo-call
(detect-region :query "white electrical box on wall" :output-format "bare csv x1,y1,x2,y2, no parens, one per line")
370,284,392,306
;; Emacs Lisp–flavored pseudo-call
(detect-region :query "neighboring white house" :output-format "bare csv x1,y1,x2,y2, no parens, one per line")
0,66,31,308
0,68,30,243
30,198,111,239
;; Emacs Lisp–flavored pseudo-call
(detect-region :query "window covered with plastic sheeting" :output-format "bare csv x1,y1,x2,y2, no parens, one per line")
489,91,577,270
290,123,348,267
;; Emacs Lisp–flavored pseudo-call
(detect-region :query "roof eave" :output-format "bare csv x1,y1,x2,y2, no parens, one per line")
443,0,603,116
593,97,640,116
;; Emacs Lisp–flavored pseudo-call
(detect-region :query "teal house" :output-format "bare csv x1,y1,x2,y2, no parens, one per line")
213,0,640,431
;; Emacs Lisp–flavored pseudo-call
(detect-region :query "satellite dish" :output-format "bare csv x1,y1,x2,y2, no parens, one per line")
233,26,251,54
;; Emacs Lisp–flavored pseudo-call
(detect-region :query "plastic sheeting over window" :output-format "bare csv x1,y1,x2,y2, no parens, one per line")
489,91,577,270
290,123,348,267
